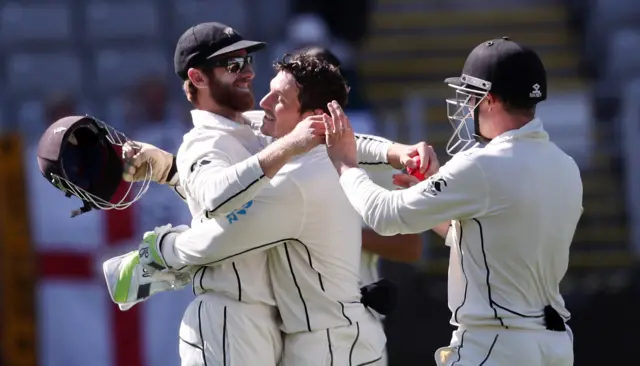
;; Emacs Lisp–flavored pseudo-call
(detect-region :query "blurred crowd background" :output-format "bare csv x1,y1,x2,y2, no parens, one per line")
0,0,639,365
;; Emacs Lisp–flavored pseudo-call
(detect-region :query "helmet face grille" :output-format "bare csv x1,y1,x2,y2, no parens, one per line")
445,83,489,156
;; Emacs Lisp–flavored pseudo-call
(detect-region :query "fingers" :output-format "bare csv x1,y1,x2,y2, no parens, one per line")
305,114,326,122
310,120,327,137
331,100,349,128
122,150,149,182
392,173,421,188
414,142,430,173
322,114,333,146
327,102,342,136
402,155,418,170
424,146,440,177
122,142,139,160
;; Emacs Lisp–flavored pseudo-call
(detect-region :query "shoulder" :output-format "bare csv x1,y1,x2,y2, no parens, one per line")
281,147,335,182
181,126,241,151
433,150,491,195
177,127,244,165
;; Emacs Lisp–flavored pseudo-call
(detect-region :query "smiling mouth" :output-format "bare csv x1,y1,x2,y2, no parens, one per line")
235,80,251,91
263,114,275,123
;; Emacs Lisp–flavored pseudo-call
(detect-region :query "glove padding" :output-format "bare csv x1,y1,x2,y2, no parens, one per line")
122,141,176,184
103,250,191,310
138,224,189,273
360,278,398,316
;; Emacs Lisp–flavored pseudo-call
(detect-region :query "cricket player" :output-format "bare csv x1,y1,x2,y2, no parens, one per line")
301,46,424,366
322,38,581,365
119,23,430,366
125,52,438,365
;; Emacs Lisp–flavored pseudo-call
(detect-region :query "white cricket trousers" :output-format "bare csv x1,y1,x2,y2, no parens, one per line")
179,291,283,366
280,310,387,366
435,325,574,366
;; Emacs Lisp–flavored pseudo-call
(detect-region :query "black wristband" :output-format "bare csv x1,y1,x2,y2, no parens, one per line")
167,155,178,183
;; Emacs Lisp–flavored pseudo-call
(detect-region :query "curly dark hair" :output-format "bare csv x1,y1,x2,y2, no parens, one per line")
273,53,348,114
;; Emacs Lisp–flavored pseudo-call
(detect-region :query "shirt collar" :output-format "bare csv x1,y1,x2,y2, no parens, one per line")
487,118,549,146
191,109,252,130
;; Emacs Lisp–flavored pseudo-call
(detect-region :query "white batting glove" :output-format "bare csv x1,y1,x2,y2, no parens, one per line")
102,250,191,310
122,141,177,185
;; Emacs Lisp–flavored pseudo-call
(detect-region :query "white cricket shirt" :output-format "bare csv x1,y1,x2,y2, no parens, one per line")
339,118,582,330
162,110,393,315
172,109,275,305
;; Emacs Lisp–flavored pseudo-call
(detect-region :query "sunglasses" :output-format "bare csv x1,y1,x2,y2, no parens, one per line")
209,55,253,73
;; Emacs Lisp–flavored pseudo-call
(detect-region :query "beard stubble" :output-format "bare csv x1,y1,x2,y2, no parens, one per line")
208,74,255,112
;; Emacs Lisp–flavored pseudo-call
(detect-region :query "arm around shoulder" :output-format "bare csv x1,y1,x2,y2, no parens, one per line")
160,175,306,267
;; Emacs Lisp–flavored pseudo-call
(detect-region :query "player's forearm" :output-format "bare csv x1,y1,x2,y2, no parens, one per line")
160,221,277,268
355,134,392,169
362,229,423,262
161,184,305,268
339,168,445,235
186,155,270,216
256,136,300,178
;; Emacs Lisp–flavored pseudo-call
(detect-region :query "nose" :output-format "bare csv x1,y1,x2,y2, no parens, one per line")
259,92,273,110
240,63,255,80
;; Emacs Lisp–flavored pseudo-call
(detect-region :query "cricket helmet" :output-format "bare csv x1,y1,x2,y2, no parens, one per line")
36,115,151,217
444,37,547,155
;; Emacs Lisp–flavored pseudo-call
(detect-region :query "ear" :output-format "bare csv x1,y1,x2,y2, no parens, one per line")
485,93,494,105
187,68,208,89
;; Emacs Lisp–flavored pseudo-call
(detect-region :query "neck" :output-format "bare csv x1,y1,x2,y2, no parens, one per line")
196,100,245,124
483,115,534,139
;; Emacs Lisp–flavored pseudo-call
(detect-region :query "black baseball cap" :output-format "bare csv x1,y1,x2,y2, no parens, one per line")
445,37,547,103
174,22,266,79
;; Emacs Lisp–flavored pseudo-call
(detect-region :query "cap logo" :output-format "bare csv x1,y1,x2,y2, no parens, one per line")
529,83,542,98
223,27,235,37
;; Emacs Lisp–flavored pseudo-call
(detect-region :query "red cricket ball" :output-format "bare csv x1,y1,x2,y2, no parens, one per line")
406,156,426,181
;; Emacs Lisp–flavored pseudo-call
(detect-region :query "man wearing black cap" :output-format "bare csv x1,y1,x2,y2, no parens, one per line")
129,22,419,366
323,38,581,365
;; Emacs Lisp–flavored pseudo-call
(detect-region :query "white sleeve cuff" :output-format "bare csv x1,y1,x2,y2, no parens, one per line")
237,154,270,184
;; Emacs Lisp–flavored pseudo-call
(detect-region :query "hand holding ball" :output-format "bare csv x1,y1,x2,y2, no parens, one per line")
406,156,427,181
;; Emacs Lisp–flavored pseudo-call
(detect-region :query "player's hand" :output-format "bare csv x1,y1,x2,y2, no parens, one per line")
138,224,189,273
387,142,440,178
281,114,326,155
122,141,176,184
324,100,358,174
392,173,421,188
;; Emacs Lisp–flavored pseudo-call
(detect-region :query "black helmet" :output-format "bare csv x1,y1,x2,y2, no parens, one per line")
36,115,151,217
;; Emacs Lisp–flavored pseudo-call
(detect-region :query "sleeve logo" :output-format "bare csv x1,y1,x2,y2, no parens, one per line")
190,159,212,173
226,200,254,224
423,174,447,196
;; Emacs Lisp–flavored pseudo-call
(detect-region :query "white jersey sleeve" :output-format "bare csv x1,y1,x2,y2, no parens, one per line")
177,132,271,217
354,134,391,168
160,175,305,268
339,154,489,236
